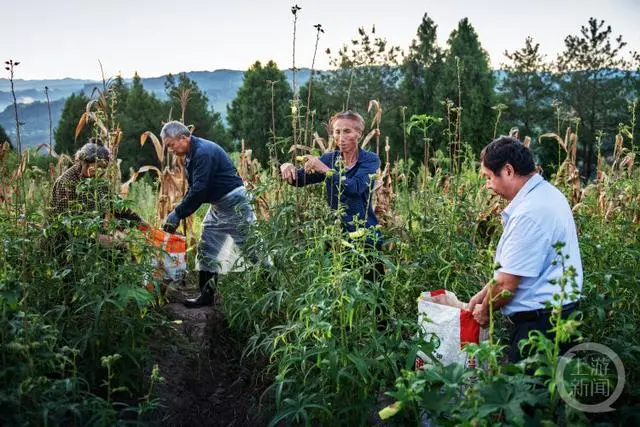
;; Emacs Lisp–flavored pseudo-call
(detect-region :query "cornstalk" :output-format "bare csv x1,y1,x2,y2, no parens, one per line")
401,106,408,164
303,24,323,147
45,86,53,155
455,56,462,174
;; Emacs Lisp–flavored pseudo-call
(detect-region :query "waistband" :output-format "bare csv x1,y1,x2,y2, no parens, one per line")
218,185,246,202
506,301,578,324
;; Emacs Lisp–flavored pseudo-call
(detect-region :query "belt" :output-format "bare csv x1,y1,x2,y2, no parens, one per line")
506,301,578,324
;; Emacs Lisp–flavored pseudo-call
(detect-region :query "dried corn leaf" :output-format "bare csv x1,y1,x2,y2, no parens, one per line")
621,152,635,174
12,152,28,181
569,133,577,164
120,171,139,198
35,143,55,156
74,112,89,140
313,132,327,152
539,133,567,152
140,131,164,164
361,128,380,149
288,144,313,154
614,134,623,159
368,100,382,129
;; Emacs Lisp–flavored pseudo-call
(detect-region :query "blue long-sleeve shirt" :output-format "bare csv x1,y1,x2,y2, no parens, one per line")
292,149,380,235
174,136,243,219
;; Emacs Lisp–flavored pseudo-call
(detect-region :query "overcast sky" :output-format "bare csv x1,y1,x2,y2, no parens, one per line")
3,0,639,80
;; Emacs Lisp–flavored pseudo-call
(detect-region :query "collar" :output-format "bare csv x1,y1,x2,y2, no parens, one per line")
70,163,83,179
186,135,196,159
501,173,543,222
338,148,364,168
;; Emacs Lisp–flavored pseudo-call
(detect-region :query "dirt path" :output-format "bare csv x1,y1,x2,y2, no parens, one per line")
150,283,269,427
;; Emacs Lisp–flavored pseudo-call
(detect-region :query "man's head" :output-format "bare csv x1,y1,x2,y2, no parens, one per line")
161,121,191,156
480,136,536,200
329,110,365,156
75,138,110,177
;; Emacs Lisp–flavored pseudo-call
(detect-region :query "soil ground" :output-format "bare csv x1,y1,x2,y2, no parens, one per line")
149,280,270,427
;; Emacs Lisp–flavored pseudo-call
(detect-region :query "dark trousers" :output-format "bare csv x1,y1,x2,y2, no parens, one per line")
506,303,577,363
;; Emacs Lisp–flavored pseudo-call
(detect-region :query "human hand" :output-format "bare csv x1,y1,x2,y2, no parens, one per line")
98,233,115,247
280,162,297,184
467,292,482,313
303,156,329,174
472,304,489,327
163,211,180,233
467,285,489,313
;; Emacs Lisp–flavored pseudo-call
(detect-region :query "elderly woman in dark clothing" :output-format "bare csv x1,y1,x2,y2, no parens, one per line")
280,110,384,281
51,140,112,214
279,110,382,248
51,139,144,235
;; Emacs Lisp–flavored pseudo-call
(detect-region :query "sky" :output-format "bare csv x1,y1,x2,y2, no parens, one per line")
3,0,640,81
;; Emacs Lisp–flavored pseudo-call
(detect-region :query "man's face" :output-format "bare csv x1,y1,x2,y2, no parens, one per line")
164,135,190,156
481,163,513,200
332,118,362,156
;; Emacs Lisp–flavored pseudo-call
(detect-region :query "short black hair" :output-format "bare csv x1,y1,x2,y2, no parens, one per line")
480,136,535,176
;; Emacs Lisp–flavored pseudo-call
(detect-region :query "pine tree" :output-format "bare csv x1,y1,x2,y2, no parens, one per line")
304,26,403,157
437,18,495,156
165,73,232,151
401,14,444,117
556,17,633,178
498,37,561,172
0,124,11,148
400,13,445,162
499,37,555,138
227,60,293,165
118,73,165,176
54,91,92,155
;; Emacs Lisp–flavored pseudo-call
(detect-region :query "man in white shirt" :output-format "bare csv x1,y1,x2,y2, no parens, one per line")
468,136,583,362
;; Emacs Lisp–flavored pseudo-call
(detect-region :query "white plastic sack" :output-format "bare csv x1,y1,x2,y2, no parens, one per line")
141,226,187,283
416,289,486,368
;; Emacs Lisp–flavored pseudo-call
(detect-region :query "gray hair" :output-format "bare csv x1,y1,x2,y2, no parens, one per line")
160,121,191,139
329,110,365,134
75,139,110,163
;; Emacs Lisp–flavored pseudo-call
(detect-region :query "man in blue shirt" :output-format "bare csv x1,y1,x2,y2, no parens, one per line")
280,110,382,249
468,136,583,362
161,121,255,308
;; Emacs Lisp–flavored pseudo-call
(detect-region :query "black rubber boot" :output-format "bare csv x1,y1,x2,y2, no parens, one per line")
183,271,216,308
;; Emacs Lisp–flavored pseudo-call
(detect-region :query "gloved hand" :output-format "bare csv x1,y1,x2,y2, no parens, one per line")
163,211,180,233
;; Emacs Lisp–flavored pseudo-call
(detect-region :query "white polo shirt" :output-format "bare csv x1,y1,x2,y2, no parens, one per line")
495,173,583,316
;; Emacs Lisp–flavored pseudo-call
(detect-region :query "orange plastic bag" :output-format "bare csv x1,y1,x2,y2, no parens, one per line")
138,225,187,287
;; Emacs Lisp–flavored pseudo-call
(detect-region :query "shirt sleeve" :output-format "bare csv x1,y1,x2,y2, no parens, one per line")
290,167,326,186
290,153,333,187
174,153,217,219
498,215,551,278
329,153,380,196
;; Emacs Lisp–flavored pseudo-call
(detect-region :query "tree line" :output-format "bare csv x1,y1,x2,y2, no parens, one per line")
19,14,638,179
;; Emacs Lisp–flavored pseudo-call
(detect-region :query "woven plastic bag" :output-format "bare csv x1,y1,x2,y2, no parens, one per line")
140,226,187,283
416,289,487,369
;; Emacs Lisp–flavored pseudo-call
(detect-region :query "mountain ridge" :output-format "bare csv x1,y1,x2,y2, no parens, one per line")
0,68,313,148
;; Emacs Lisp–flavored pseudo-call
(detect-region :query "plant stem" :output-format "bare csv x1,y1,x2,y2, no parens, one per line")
45,86,53,155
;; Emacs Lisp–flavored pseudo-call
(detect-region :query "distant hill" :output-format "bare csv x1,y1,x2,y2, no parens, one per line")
0,69,312,149
0,99,65,149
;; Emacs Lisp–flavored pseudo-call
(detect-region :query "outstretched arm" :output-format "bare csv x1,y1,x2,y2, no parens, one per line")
174,154,216,219
280,159,326,187
328,153,380,195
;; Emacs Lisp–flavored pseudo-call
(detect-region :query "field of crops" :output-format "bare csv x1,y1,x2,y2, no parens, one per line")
1,107,639,426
